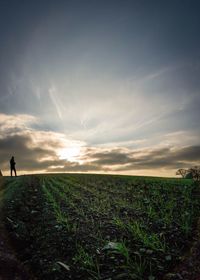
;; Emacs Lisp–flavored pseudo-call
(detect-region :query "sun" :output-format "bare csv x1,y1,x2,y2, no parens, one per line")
58,145,82,162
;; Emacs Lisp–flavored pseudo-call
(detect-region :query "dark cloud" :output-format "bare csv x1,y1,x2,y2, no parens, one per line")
0,134,59,171
89,150,131,165
86,146,200,172
0,129,199,175
46,145,200,172
48,163,110,173
171,145,200,162
0,132,109,173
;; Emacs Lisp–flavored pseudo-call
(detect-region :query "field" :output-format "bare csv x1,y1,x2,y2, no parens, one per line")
1,174,200,279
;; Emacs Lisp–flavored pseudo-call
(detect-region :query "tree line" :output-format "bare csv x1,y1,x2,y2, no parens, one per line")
176,166,200,181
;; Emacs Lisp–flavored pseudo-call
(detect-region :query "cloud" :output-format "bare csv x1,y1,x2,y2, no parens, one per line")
0,113,37,136
81,145,200,172
0,113,86,174
48,85,63,120
111,146,200,171
48,162,110,173
86,149,131,165
0,113,199,176
0,133,58,171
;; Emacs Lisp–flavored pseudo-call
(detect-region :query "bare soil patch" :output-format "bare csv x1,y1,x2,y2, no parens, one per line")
0,178,31,280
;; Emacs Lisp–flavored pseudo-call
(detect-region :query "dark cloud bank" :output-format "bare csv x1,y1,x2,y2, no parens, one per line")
0,133,199,174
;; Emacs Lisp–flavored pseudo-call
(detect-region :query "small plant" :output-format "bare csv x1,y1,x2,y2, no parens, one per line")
103,240,130,264
127,221,166,252
73,244,100,279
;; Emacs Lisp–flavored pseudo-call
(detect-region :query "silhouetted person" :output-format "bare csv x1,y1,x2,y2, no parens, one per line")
10,156,17,177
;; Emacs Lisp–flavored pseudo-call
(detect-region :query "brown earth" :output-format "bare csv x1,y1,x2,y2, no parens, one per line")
0,178,31,280
0,176,200,280
163,186,200,280
171,222,200,280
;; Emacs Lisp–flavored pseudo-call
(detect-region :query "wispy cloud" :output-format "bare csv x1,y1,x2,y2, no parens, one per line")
48,85,63,120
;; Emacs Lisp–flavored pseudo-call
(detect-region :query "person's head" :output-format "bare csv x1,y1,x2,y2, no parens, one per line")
11,156,14,160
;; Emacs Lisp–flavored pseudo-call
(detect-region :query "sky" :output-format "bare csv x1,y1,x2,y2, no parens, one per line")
0,0,200,177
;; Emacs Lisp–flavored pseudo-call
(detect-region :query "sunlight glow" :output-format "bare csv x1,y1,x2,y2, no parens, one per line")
58,145,82,162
